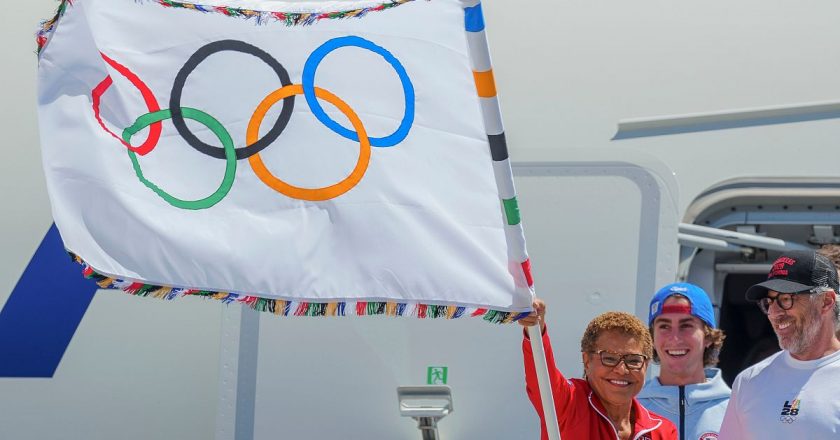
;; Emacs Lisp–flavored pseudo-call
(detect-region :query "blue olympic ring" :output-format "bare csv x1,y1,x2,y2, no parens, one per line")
302,35,415,148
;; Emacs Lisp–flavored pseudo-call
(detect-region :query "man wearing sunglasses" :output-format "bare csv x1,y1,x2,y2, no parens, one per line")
719,250,840,439
638,283,730,440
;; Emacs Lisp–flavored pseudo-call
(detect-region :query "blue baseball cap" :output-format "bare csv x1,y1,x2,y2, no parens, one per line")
648,282,716,328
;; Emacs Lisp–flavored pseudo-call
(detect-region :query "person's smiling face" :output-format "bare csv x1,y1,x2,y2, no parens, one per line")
765,290,823,356
583,330,648,407
653,295,709,378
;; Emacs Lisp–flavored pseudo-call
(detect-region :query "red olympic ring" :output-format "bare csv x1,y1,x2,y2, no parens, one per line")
91,53,162,156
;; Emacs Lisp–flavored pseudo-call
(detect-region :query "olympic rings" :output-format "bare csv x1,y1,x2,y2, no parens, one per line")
302,35,415,148
247,84,371,201
169,40,295,160
93,35,413,207
123,108,237,210
92,53,162,156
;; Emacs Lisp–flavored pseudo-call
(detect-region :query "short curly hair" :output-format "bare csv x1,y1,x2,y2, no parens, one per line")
580,311,653,358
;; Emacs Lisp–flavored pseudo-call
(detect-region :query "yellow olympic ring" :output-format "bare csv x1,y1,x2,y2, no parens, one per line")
247,84,371,202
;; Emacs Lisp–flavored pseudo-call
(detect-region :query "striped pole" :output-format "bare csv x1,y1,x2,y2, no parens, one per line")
461,2,561,439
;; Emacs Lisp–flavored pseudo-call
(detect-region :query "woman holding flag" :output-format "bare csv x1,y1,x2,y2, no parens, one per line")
520,300,677,439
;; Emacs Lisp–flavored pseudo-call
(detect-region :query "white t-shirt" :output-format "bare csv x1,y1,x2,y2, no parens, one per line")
719,348,840,439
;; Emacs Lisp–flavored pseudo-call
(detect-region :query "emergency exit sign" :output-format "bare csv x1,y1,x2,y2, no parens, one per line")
426,366,448,385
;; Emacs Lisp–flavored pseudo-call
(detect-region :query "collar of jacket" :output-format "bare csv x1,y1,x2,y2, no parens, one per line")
580,379,665,439
637,368,731,411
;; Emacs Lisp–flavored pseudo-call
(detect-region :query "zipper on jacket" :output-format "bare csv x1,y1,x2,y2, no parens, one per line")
678,385,685,440
588,392,621,440
588,392,663,440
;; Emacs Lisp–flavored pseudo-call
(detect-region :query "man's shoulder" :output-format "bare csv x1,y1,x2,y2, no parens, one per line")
734,350,785,384
699,367,732,398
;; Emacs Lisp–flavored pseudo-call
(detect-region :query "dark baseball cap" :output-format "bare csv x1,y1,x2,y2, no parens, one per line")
745,250,840,301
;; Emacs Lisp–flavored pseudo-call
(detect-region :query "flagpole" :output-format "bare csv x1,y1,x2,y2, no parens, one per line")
527,318,561,440
461,2,561,439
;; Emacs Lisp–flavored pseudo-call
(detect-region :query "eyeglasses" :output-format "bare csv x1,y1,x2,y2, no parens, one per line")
758,293,798,314
758,288,832,314
591,350,648,371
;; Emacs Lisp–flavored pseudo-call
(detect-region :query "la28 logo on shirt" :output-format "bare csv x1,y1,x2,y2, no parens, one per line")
779,399,801,424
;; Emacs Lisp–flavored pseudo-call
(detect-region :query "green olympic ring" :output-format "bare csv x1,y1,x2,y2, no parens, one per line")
122,108,237,210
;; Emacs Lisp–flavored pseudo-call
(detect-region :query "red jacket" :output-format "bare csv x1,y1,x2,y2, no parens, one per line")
523,331,677,440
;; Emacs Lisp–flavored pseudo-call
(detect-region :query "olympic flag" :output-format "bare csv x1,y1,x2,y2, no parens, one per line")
36,0,533,322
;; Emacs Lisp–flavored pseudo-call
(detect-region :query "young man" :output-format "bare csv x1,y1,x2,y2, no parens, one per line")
638,283,730,440
719,250,840,439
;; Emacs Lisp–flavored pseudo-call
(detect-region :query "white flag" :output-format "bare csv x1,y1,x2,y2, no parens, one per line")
37,0,533,321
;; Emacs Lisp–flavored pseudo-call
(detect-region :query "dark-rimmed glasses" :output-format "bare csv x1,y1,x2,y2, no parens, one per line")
758,293,797,314
591,350,648,370
758,288,830,314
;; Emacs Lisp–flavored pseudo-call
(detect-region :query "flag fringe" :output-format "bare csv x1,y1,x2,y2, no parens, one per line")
35,0,415,55
143,0,417,26
36,0,73,56
70,252,528,323
37,0,416,55
144,0,415,26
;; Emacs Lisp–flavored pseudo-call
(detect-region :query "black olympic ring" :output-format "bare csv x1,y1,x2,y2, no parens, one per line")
779,415,796,424
169,40,295,160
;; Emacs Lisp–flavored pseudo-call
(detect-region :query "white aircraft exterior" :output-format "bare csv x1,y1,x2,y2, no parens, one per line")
2,1,840,439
